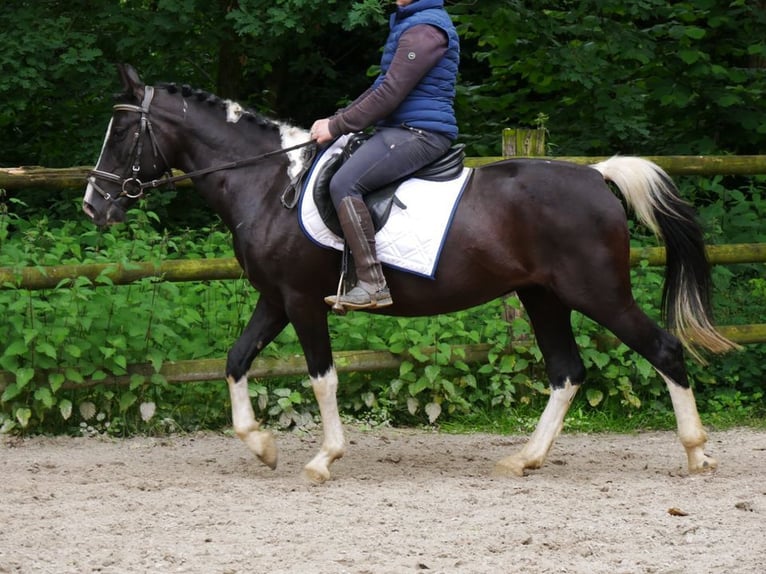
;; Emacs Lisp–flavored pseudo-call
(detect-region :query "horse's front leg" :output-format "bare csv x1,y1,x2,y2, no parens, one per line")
303,365,345,483
227,376,278,469
291,313,345,484
226,297,289,471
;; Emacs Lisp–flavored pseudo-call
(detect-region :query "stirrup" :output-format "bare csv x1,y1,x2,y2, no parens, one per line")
329,271,347,315
324,285,393,311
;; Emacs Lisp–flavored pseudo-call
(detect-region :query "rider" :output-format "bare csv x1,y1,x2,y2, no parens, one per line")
310,0,459,310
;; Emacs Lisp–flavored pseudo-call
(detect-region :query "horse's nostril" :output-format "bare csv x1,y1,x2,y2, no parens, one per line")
82,201,96,220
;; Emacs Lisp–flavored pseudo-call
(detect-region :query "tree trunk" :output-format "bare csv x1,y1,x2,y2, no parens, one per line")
216,0,244,99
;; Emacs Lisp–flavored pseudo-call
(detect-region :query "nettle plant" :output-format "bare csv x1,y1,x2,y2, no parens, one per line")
330,293,661,426
2,177,764,433
0,198,246,433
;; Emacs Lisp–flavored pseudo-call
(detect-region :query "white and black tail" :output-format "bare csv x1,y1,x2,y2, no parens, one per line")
591,156,740,362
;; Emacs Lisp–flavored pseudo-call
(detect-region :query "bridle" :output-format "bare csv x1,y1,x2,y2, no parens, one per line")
87,85,315,203
87,86,174,201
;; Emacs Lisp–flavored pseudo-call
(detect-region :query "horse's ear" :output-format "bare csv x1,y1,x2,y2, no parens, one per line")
117,64,145,100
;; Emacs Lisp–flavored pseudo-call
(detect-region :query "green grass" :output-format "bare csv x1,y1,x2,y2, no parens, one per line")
437,395,766,436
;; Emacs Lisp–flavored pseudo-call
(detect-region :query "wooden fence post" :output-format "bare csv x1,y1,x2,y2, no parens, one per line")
502,127,547,340
502,127,547,157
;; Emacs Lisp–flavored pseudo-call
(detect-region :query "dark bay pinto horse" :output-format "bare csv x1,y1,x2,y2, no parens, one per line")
83,65,737,482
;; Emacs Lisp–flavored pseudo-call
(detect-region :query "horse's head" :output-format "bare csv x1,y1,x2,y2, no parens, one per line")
83,64,172,225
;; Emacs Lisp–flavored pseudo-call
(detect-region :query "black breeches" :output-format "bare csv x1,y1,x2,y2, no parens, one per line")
329,126,452,209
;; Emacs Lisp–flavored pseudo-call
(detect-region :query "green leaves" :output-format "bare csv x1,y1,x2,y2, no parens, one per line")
2,0,764,167
118,391,137,413
0,197,763,433
586,389,604,408
3,340,27,358
453,0,766,155
2,383,23,403
0,199,251,433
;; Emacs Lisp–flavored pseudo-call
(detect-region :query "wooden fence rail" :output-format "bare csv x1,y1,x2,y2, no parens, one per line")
1,322,765,391
2,243,765,291
2,155,766,191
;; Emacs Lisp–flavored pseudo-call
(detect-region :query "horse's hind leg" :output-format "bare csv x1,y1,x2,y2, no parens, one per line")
593,303,716,473
493,287,585,477
660,370,716,472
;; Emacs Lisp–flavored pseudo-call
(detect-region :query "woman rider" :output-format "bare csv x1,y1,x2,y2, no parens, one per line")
310,0,459,310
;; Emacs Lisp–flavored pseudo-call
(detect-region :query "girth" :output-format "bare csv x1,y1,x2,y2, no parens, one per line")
313,134,465,237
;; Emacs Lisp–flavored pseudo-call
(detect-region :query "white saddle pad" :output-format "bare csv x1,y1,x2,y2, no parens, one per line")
298,135,472,278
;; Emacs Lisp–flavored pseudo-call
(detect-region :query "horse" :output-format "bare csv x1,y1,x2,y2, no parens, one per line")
83,64,737,483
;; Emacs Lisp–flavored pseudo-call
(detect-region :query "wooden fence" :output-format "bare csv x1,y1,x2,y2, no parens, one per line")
1,155,765,390
3,155,766,190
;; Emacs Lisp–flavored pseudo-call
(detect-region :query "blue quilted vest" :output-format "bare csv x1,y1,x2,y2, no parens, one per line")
373,0,459,140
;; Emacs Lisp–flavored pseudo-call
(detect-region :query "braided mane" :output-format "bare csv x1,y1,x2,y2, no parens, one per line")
156,82,281,132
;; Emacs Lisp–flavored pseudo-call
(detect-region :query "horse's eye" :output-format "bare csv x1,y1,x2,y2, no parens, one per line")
111,126,130,142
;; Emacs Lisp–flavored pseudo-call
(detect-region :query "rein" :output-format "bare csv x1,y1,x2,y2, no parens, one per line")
87,85,315,201
141,140,315,189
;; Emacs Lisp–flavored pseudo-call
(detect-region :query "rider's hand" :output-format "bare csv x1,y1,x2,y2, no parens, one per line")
310,119,333,144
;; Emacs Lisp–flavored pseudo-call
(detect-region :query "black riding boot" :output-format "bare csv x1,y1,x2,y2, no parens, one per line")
324,196,393,310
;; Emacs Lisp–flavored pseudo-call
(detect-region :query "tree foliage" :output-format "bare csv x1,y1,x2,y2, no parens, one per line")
0,0,386,166
451,0,766,155
1,0,764,166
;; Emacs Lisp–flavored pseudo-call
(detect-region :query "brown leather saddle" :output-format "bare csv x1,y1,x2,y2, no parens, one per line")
312,134,465,237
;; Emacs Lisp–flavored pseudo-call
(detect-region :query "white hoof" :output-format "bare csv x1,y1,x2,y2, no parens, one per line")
302,449,344,484
240,430,278,470
492,455,528,478
688,451,718,474
303,461,331,484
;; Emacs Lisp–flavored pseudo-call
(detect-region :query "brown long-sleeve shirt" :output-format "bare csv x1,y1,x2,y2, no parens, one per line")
328,24,448,137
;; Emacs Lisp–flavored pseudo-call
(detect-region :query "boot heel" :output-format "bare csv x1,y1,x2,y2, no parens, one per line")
371,288,393,308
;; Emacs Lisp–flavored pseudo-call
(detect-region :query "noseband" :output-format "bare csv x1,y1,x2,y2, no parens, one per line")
87,86,315,204
87,86,173,202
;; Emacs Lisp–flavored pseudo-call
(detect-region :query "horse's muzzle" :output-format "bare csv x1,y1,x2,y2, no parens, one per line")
82,200,97,222
82,200,125,226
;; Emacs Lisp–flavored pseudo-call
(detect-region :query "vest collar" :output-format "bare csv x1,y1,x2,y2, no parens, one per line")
395,0,444,21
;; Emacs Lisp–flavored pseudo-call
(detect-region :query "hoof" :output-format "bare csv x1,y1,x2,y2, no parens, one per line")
492,456,527,478
303,462,331,484
689,453,718,474
241,430,278,470
302,449,343,484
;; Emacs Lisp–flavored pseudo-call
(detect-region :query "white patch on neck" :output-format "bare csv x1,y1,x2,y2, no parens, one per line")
224,100,244,123
278,123,311,181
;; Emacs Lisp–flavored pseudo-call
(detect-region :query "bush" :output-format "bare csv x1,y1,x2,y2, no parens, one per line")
1,177,764,434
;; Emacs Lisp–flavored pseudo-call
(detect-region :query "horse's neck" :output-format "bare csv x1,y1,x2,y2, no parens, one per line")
171,119,284,220
187,160,287,233
173,120,273,176
158,99,310,231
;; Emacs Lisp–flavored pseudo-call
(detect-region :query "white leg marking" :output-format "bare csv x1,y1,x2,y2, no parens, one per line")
494,380,579,477
303,366,346,483
227,375,277,470
660,372,717,473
